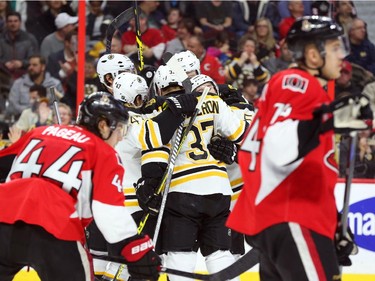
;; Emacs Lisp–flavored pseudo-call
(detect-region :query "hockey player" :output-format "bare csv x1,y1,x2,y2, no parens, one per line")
152,73,246,281
101,72,167,281
191,75,255,260
113,72,150,109
89,58,143,278
97,53,137,93
0,92,161,281
227,16,372,280
91,54,198,280
174,50,201,78
205,82,255,260
132,64,188,217
174,54,255,260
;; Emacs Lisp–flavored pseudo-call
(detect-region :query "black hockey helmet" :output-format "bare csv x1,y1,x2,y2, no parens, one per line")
286,16,344,60
77,91,129,139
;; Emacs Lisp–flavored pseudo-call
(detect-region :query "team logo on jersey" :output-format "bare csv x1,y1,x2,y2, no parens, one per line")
203,62,211,72
324,149,338,174
282,74,309,94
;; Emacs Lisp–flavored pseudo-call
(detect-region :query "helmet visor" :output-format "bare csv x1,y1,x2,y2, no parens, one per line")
115,121,129,138
330,36,350,58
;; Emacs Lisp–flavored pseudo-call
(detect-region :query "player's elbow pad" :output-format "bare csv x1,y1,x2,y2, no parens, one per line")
295,118,321,161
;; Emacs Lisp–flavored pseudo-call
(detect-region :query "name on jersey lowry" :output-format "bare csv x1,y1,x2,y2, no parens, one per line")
42,127,90,143
199,100,219,115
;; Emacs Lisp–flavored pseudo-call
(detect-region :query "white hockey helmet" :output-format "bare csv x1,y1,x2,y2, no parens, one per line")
97,53,136,89
154,65,183,90
175,50,201,76
191,74,219,94
113,72,149,105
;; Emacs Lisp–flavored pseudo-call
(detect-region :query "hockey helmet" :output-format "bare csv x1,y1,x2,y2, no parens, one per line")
77,92,129,138
175,50,201,76
97,53,136,89
191,74,219,94
286,16,344,60
154,65,183,89
113,72,149,105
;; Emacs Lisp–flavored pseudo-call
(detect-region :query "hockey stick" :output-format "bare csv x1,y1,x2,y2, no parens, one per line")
105,7,134,53
114,55,205,279
162,52,192,93
92,247,259,280
133,0,144,71
49,87,61,125
152,86,210,245
136,89,209,236
151,51,203,243
137,52,195,235
339,131,358,274
341,131,357,236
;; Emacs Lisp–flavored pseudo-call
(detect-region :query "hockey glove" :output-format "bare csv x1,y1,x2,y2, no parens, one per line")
218,84,247,105
335,214,359,266
207,135,237,165
315,94,373,134
139,65,157,87
164,94,198,117
121,234,161,280
134,177,162,216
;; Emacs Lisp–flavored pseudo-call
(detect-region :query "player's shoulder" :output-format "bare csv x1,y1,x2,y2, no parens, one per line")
128,111,146,124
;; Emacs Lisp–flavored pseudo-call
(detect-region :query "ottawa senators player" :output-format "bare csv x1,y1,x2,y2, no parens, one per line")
0,92,161,281
227,16,371,281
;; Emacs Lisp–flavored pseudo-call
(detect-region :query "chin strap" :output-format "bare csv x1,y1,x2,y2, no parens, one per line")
100,122,117,141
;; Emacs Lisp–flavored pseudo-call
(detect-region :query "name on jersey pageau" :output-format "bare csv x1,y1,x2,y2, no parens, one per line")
42,126,90,143
198,100,219,115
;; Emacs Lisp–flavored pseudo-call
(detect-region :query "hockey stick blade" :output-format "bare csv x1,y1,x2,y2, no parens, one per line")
92,248,259,280
161,52,173,63
208,248,260,281
162,52,192,93
49,87,61,125
105,7,134,53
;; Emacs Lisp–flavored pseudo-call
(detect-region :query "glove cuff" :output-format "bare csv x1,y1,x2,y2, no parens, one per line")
164,96,182,116
121,234,154,262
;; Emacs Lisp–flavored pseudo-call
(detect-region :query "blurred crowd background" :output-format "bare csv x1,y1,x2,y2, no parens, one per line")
0,0,374,179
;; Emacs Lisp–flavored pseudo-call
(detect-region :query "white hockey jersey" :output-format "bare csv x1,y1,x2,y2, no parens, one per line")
169,94,246,195
227,105,254,210
116,111,169,214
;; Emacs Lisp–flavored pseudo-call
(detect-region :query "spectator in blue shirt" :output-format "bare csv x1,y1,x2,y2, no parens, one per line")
346,18,375,76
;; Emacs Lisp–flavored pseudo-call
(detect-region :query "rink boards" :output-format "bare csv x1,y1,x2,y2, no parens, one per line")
13,180,375,281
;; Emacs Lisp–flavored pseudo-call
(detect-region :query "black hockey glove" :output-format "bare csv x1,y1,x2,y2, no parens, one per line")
163,94,198,117
121,234,161,280
315,94,373,134
335,214,359,266
207,135,237,165
134,177,162,216
218,84,247,105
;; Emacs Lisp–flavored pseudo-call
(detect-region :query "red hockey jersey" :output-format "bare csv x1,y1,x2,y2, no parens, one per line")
0,125,138,244
200,53,226,84
227,68,338,239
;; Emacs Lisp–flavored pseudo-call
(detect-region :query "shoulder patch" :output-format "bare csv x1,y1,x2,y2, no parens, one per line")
282,74,309,94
